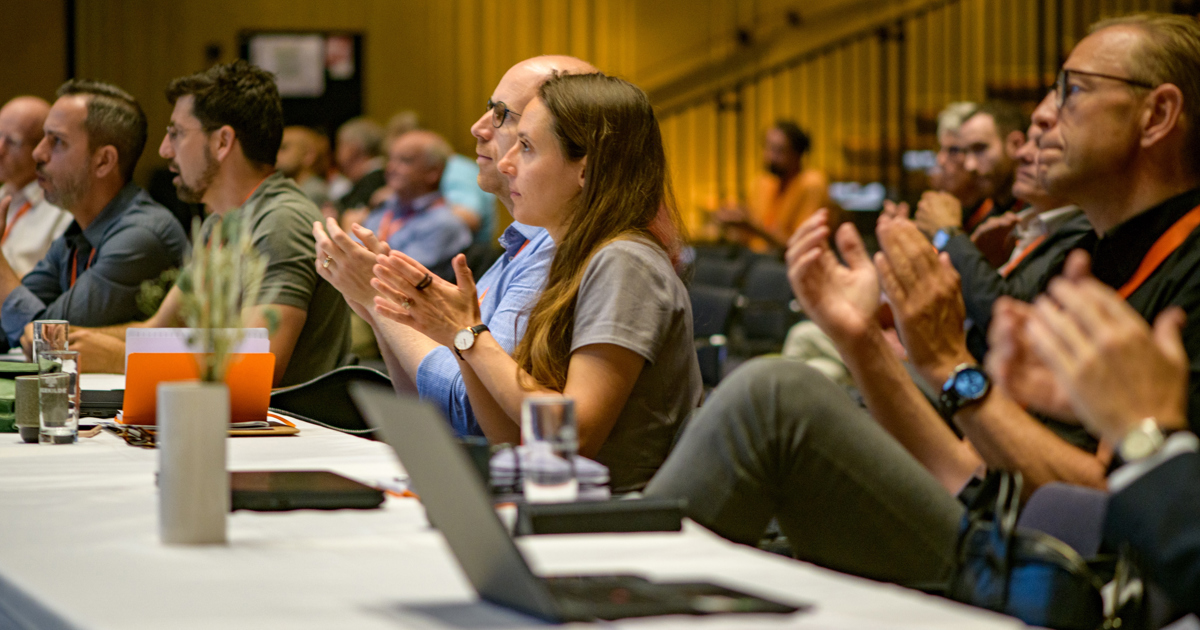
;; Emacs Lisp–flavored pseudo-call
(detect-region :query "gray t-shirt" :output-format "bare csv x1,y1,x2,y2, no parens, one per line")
200,172,351,386
571,237,702,493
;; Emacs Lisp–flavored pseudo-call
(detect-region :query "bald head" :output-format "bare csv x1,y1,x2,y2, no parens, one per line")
0,96,50,187
471,56,598,204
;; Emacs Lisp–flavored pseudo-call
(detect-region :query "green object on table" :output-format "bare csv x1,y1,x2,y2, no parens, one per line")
0,363,37,432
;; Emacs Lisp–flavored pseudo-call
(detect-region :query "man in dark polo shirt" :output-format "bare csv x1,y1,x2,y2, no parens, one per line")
0,80,187,351
74,61,350,387
992,12,1200,431
648,12,1200,590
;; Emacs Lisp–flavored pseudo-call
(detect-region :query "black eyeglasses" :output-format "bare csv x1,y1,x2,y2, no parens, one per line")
486,99,521,128
1056,68,1156,109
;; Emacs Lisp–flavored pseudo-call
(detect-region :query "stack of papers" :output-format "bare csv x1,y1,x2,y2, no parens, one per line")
489,445,610,496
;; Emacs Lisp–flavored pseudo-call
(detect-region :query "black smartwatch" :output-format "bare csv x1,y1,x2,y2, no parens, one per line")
939,363,991,420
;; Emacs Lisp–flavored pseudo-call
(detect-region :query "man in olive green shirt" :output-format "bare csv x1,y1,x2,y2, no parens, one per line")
72,61,350,386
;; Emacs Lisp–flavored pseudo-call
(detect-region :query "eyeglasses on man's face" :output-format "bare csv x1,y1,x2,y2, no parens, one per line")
486,99,521,128
1055,68,1156,110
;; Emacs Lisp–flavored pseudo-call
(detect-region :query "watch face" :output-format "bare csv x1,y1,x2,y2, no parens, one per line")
454,328,474,351
954,369,989,399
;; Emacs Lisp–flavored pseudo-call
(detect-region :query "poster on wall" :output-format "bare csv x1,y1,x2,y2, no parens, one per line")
249,34,325,97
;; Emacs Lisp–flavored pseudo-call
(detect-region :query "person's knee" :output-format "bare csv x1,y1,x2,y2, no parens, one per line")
701,357,850,435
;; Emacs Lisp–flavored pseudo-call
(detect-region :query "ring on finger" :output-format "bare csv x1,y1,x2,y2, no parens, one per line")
415,273,433,291
322,256,333,269
401,299,412,310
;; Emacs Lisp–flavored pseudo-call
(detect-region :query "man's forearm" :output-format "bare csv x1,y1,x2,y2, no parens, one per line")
954,391,1109,490
838,327,982,492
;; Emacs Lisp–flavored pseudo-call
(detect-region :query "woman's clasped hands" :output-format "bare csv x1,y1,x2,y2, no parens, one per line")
371,251,483,348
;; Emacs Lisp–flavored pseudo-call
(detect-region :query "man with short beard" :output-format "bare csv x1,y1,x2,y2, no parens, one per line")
0,80,187,351
73,61,351,388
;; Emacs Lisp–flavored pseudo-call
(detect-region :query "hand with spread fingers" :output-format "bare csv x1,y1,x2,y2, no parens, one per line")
313,219,390,319
372,251,481,348
985,296,1075,421
1024,253,1189,444
878,199,910,221
914,190,963,237
785,209,880,345
874,213,973,387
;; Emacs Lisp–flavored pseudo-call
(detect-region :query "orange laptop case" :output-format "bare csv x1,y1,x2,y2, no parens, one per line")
120,353,276,426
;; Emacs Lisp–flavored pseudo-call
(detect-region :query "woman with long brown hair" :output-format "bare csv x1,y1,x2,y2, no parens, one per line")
371,72,701,492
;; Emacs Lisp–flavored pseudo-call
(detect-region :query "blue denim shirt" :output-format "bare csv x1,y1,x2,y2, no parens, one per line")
415,221,554,435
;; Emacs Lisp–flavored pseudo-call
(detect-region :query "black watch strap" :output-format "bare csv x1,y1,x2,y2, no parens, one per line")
453,324,489,360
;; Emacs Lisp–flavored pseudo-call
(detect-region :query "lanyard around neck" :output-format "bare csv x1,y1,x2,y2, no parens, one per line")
1117,203,1200,299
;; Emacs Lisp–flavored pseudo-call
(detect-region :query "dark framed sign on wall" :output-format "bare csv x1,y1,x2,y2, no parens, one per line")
239,31,365,140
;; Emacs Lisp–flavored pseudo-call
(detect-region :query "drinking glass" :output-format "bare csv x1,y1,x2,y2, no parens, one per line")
521,396,578,503
39,372,76,444
32,320,69,365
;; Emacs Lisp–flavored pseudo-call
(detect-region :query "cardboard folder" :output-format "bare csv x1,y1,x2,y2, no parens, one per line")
120,353,276,426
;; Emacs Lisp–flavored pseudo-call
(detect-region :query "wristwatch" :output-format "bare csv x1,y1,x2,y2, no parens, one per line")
939,363,992,420
932,226,963,251
1117,418,1166,462
453,324,489,360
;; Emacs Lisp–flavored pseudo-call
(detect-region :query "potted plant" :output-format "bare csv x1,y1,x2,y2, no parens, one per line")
157,215,274,545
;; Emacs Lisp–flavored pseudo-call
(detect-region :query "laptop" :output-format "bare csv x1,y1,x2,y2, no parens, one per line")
350,383,806,622
121,353,275,425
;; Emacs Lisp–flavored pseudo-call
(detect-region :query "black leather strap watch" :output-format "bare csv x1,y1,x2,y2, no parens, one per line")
453,324,489,360
939,363,992,420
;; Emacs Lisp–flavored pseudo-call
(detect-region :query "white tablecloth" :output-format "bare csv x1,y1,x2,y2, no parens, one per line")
0,388,1026,629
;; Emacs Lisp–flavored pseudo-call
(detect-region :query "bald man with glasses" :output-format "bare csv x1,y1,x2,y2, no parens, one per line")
314,56,597,436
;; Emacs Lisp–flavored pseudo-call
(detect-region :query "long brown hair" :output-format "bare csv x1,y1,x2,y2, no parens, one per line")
513,72,685,392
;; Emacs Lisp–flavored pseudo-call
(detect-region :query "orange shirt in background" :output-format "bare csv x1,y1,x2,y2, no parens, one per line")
745,168,831,252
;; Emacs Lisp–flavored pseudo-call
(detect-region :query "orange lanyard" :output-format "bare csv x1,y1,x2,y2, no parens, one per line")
477,239,530,305
965,198,994,232
378,210,404,242
69,247,97,287
240,176,270,207
1,201,32,244
1117,203,1200,299
998,234,1046,278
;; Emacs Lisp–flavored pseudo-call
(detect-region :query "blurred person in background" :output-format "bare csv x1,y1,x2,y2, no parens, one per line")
0,96,72,278
276,125,329,207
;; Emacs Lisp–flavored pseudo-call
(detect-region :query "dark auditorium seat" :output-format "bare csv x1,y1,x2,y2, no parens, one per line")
738,259,802,355
689,284,740,387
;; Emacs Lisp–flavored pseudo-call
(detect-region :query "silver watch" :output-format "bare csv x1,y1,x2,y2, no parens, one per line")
1118,418,1166,462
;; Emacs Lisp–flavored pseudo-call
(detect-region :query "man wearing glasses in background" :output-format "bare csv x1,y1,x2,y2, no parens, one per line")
314,55,597,436
646,12,1200,591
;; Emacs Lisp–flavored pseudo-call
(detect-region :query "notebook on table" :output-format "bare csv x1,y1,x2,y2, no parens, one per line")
350,383,807,623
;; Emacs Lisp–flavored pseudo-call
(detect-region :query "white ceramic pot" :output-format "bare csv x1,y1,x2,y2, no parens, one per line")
157,381,229,545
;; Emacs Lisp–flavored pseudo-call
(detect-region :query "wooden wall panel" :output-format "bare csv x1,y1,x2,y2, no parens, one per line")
68,0,637,185
47,0,1192,236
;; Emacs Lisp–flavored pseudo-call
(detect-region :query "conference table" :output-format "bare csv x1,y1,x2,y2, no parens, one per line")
0,375,1027,630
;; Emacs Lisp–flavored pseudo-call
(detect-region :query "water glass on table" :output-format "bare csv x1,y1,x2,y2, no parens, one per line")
38,350,81,445
521,395,578,503
32,320,69,365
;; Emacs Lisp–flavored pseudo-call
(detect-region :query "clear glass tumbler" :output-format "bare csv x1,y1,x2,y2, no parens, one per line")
521,396,578,503
39,372,77,444
32,320,69,365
